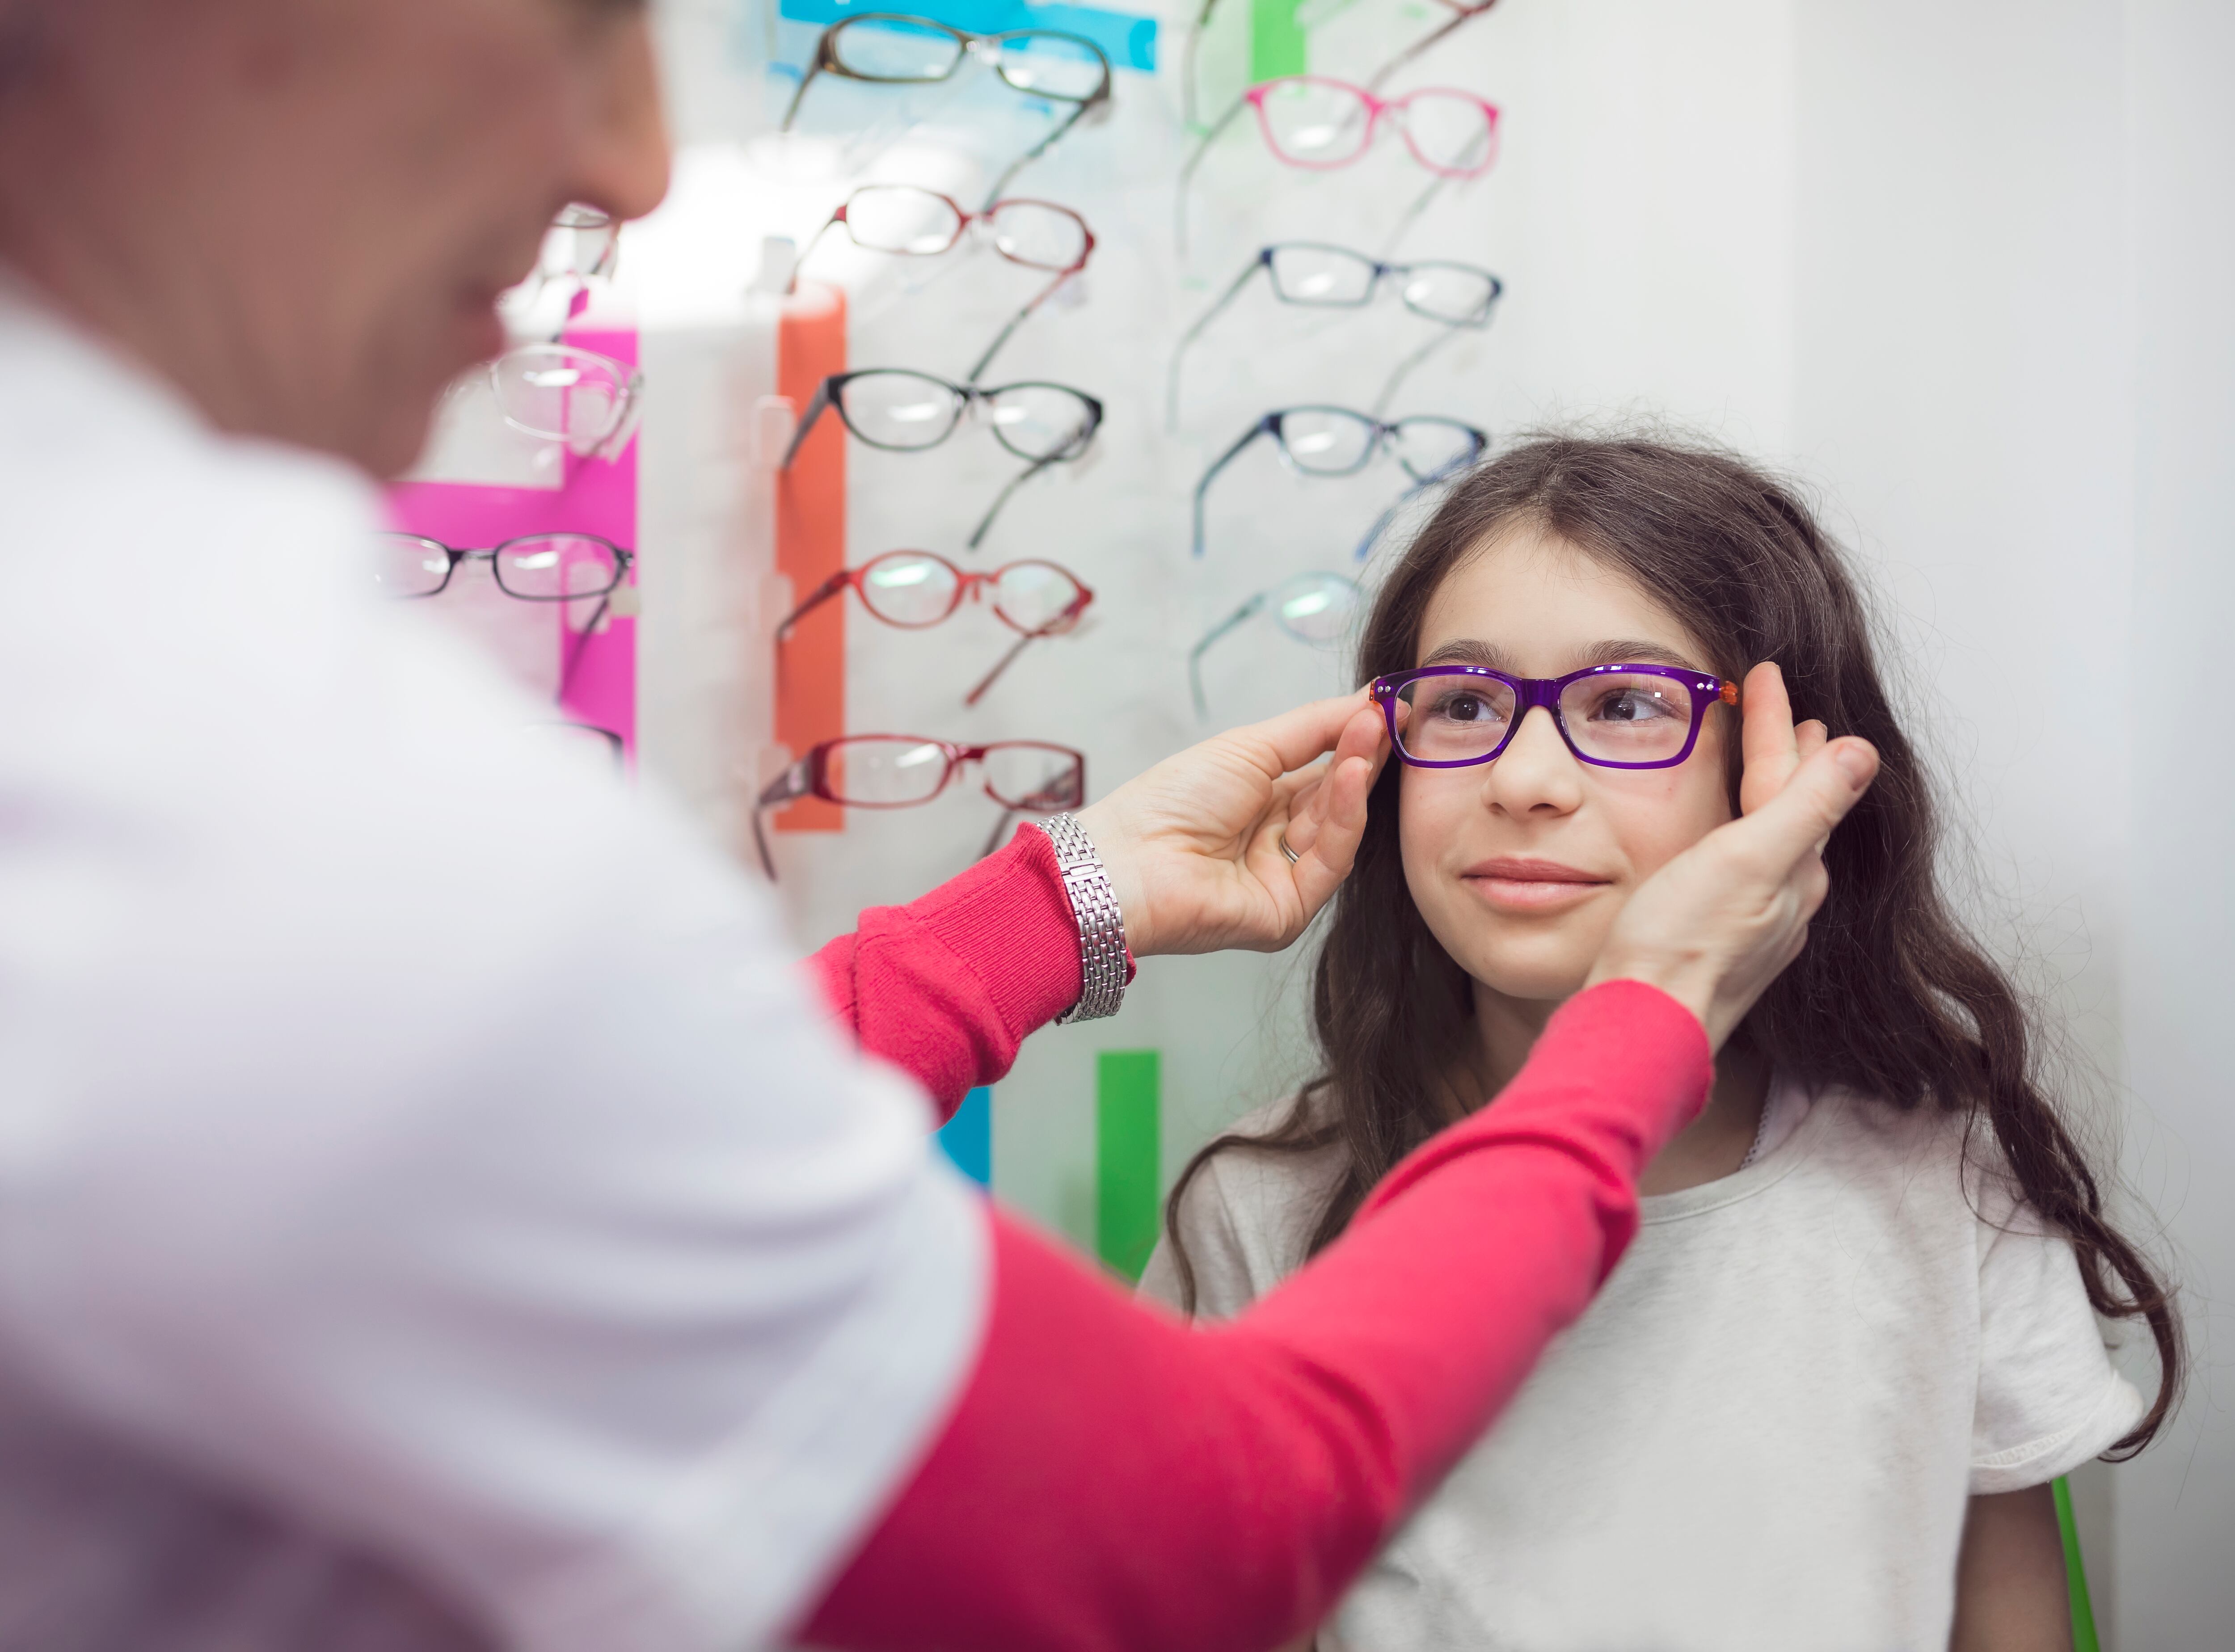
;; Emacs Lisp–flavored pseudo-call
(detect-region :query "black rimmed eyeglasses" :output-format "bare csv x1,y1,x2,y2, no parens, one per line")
1374,664,1740,771
1168,242,1505,430
794,185,1096,381
782,369,1104,548
780,13,1113,207
1192,407,1487,561
374,531,633,695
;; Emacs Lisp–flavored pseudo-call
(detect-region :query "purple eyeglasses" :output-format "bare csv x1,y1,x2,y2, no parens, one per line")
1373,663,1741,771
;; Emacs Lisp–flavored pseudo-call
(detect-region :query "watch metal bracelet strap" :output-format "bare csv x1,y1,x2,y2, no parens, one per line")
1028,813,1129,1023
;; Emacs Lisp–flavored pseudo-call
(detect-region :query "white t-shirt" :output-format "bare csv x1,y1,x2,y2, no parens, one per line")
0,286,987,1649
1142,1074,2143,1652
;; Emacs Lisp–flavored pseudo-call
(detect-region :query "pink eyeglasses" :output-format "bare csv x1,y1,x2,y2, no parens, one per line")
1180,76,1500,249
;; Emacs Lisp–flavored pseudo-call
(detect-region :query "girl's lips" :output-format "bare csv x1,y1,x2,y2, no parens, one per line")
1460,857,1614,913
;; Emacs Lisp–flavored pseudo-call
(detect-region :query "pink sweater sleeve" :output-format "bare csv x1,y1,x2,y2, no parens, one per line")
802,980,1711,1652
805,830,1089,1123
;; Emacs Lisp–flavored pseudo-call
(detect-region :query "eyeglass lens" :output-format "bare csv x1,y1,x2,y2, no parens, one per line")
1392,671,1701,767
982,384,1096,459
987,561,1087,630
978,742,1087,808
490,346,632,453
492,535,623,601
1277,409,1382,473
991,33,1107,101
1388,417,1482,480
822,737,958,805
837,371,966,450
845,186,968,255
1257,80,1378,167
984,201,1089,269
1395,89,1499,173
858,553,965,626
1266,245,1379,304
1270,573,1359,641
830,17,966,82
540,205,617,282
375,535,454,597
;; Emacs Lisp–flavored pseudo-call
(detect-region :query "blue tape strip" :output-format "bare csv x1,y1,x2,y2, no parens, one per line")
779,0,1159,74
937,1086,994,1186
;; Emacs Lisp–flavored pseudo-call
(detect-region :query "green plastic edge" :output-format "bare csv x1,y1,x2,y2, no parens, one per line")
2054,1475,2100,1652
1248,0,1307,84
1096,1050,1162,1282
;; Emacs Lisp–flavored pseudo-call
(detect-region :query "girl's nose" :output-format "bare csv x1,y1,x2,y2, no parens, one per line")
1480,707,1586,818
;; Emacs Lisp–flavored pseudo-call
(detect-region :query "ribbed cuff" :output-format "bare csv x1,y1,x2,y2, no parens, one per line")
907,829,1085,1041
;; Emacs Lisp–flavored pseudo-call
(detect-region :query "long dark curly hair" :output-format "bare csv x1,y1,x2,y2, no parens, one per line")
1165,433,2180,1456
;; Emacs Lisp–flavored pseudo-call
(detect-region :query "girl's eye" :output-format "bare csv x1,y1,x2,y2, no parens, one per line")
1428,691,1502,724
1585,686,1682,724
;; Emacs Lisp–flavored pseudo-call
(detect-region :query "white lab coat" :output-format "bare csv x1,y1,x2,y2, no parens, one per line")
0,282,986,1650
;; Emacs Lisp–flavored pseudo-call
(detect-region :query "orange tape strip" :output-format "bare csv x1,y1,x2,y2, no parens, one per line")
776,283,848,834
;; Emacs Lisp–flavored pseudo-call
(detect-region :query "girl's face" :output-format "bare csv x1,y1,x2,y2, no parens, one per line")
1399,525,1737,1005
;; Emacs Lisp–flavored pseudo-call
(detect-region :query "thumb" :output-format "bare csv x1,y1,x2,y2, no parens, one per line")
1720,737,1878,869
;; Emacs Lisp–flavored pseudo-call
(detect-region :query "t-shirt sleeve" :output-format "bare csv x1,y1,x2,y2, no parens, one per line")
1139,1123,1337,1323
1139,1154,1262,1322
1968,1183,2147,1494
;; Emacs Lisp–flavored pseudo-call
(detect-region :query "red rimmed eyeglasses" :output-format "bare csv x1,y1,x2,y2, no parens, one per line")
794,185,1096,381
1180,76,1500,252
1374,664,1740,771
777,551,1094,705
753,736,1086,880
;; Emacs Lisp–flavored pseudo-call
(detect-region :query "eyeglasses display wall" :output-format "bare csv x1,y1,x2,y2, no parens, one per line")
746,0,1511,898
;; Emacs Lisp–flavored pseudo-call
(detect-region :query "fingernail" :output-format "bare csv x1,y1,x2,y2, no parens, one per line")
1832,743,1872,788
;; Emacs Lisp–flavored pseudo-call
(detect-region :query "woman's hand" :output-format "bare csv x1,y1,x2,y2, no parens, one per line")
1586,662,1878,1048
1074,691,1390,957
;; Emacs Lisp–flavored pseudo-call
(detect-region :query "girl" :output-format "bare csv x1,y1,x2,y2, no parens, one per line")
1141,435,2180,1651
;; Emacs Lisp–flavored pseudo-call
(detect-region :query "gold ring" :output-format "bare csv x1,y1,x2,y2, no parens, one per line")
1277,831,1301,865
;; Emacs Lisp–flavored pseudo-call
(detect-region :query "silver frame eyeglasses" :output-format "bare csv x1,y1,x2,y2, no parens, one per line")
1168,242,1504,429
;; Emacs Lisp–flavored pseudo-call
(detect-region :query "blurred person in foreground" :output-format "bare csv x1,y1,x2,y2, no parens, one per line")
0,2,1879,1649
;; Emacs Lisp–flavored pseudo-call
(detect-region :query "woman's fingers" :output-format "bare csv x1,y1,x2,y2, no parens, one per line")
1282,704,1385,860
1737,662,1801,817
1588,737,1879,1047
1285,706,1387,918
1796,719,1828,762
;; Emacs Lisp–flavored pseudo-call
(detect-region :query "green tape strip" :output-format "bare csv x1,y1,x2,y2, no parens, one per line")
1248,0,1306,83
1096,1050,1162,1282
2053,1476,2100,1652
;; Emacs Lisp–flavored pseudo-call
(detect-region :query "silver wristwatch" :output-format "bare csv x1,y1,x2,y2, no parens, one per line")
1028,813,1129,1023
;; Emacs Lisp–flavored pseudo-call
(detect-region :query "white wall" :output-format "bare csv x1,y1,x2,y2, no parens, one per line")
1790,4,2235,1639
2115,1,2235,1639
